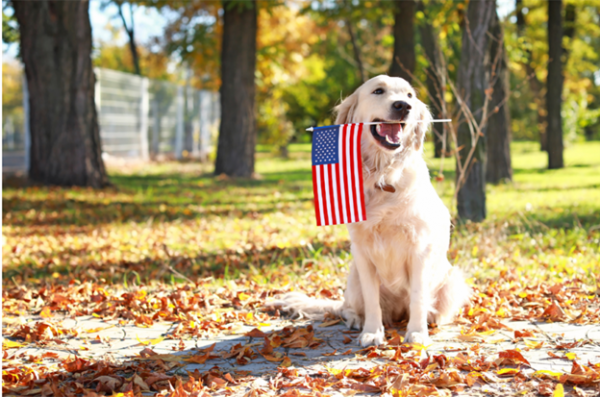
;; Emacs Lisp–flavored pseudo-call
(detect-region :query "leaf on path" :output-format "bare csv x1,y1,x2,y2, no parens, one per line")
95,375,123,393
2,339,25,349
136,335,164,346
523,339,544,349
280,356,292,367
319,319,340,327
497,368,520,376
85,325,115,333
245,328,268,338
498,349,531,366
261,352,284,362
39,307,53,318
542,301,568,321
514,329,536,338
553,383,565,397
132,374,150,391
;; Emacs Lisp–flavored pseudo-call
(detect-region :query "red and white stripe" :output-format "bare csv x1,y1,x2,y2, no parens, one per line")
312,123,366,226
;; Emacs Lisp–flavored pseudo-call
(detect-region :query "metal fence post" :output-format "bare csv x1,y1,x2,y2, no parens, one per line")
198,90,210,161
22,74,30,173
139,77,150,161
192,92,200,158
95,68,102,113
174,85,184,159
151,98,160,156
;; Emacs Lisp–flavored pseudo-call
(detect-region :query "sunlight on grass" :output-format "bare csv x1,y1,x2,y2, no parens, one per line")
2,141,599,290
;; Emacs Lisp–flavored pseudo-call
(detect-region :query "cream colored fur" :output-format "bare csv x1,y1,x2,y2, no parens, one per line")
273,75,471,346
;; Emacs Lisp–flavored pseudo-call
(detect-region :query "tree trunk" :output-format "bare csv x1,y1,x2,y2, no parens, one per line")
13,0,109,188
215,2,257,177
485,10,513,184
389,0,415,82
456,0,495,222
547,0,564,169
516,0,547,152
418,3,446,158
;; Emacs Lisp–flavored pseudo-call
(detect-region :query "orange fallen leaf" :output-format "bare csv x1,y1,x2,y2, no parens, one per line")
280,356,292,367
319,319,341,327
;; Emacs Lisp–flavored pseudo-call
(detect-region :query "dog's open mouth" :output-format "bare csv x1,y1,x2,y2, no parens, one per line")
370,119,405,150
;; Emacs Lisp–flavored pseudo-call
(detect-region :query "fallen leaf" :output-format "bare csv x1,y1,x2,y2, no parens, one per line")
280,356,292,367
319,319,341,327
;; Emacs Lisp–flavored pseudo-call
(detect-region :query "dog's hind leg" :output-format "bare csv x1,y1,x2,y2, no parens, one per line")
340,262,364,330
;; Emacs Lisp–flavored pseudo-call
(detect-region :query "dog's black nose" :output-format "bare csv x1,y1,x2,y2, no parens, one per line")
392,101,412,111
392,100,411,120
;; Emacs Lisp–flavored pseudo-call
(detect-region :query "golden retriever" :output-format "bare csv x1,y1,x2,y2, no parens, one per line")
274,75,470,346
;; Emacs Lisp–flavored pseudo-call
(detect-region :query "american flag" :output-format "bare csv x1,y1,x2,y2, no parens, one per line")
311,123,366,226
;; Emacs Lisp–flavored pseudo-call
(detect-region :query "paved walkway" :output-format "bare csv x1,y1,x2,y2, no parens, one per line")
5,313,600,396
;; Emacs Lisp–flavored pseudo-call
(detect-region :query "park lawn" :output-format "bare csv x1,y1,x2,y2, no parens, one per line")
2,141,599,290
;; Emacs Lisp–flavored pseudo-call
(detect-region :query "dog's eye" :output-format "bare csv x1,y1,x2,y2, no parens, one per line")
372,88,384,95
408,93,413,98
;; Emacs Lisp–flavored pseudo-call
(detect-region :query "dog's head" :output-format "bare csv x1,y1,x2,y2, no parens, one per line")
334,75,432,160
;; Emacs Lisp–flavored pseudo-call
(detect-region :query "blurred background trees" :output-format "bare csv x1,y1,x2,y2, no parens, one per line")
3,0,600,218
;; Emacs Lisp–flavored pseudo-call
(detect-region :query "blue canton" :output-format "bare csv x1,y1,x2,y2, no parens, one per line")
312,126,339,166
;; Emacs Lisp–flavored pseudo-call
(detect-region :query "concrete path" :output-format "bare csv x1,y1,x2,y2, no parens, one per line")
4,313,600,396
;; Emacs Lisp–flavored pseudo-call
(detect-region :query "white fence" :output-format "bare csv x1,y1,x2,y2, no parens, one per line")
2,67,220,172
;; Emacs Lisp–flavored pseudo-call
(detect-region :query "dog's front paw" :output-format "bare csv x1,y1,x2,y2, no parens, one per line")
405,329,432,346
359,326,385,346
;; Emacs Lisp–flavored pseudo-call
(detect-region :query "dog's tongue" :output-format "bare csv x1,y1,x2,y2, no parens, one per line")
377,123,402,144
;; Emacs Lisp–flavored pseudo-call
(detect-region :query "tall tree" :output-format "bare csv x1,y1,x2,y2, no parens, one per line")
456,0,495,222
486,9,513,184
389,0,415,82
215,2,257,177
418,2,446,158
547,0,564,169
12,0,109,188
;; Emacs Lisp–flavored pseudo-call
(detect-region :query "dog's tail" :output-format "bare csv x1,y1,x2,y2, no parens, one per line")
268,292,344,320
434,266,472,324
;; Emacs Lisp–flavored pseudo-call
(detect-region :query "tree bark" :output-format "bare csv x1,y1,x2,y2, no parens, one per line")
485,10,513,184
418,2,446,158
215,2,257,177
547,0,564,169
13,0,109,188
389,0,415,82
516,0,547,152
456,0,495,222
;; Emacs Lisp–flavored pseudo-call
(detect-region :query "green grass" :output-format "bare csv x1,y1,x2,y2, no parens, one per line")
2,141,599,289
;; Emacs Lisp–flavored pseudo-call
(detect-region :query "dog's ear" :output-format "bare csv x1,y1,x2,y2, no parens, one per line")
334,92,359,124
414,102,433,150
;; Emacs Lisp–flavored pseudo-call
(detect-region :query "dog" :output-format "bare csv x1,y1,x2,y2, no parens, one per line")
273,75,470,346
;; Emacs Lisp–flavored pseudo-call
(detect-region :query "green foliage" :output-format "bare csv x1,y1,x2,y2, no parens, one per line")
2,7,19,45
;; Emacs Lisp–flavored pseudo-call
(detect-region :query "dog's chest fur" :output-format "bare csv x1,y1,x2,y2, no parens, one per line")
349,185,423,293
